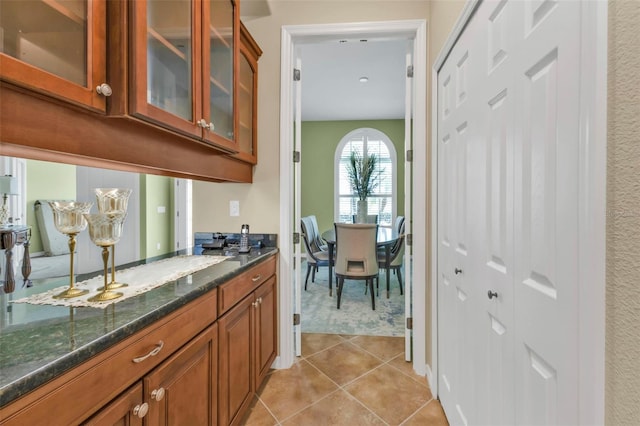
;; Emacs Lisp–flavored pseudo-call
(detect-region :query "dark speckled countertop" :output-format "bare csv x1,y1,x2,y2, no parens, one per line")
0,238,277,407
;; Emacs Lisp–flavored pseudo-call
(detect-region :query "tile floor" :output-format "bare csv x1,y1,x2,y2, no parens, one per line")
241,333,449,425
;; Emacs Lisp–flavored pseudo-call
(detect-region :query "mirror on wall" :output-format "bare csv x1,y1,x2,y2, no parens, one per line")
0,156,192,287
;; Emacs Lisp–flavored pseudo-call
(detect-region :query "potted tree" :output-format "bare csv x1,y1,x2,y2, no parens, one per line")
347,151,382,223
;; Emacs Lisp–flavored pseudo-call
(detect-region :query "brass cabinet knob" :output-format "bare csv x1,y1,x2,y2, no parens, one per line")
151,387,165,402
133,402,149,418
95,83,112,97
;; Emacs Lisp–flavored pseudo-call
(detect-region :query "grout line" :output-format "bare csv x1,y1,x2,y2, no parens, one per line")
399,397,436,425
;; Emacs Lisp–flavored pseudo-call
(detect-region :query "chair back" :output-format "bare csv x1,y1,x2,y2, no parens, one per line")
308,215,326,251
301,216,316,249
334,223,379,278
394,216,405,234
351,214,379,224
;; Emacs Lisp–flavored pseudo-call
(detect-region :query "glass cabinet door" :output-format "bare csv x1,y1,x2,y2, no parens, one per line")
132,0,200,137
147,0,193,121
203,0,236,150
238,49,255,160
0,0,106,111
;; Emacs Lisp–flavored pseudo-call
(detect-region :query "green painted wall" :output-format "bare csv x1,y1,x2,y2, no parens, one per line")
26,160,76,253
301,120,405,236
140,175,174,258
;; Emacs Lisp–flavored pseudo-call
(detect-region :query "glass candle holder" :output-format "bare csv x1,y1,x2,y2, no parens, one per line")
84,212,126,302
95,188,132,289
49,201,93,299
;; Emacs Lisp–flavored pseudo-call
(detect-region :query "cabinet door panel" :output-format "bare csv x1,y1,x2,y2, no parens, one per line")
254,277,277,388
83,383,144,426
145,324,218,426
201,0,237,151
131,0,201,137
0,0,106,111
218,295,253,426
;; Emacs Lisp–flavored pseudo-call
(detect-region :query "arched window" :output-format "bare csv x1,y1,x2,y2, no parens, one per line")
334,128,396,227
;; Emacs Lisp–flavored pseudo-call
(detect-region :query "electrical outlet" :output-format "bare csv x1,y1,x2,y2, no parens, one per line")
156,242,161,250
230,200,240,217
157,206,166,214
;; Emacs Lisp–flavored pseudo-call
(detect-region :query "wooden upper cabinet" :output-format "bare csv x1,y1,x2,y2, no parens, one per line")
234,22,262,164
130,0,238,153
0,0,108,112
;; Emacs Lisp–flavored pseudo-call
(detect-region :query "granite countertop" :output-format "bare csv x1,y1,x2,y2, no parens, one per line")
0,241,277,407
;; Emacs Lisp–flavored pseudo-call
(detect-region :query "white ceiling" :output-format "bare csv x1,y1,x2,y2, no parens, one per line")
299,39,410,121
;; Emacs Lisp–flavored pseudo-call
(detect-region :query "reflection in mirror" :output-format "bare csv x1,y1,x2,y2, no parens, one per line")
0,156,192,289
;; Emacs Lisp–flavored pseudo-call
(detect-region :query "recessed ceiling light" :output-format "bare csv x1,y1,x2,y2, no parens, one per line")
359,76,369,83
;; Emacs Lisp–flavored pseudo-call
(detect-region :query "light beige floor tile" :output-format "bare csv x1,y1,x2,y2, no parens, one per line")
351,335,405,361
387,353,430,385
402,399,449,426
301,333,346,358
345,364,432,425
241,396,278,426
256,359,339,421
282,390,386,426
306,341,383,386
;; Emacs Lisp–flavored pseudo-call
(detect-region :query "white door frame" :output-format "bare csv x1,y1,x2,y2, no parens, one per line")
430,0,607,422
277,19,428,376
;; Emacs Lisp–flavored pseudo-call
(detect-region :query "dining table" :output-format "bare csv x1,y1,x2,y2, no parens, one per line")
321,226,401,298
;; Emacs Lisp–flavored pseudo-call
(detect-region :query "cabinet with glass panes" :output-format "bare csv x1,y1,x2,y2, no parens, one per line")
131,0,239,153
0,0,107,111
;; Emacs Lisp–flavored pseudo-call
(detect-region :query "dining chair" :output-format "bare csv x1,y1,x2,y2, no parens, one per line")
301,217,330,290
377,220,406,296
334,223,379,310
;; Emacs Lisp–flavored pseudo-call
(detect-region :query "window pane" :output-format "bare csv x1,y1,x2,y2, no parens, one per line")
336,129,396,226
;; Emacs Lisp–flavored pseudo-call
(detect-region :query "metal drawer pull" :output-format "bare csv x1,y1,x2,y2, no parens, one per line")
251,274,262,282
133,402,149,418
151,387,165,402
132,341,164,363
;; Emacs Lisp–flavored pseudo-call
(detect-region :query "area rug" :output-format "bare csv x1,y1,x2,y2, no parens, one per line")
300,262,405,337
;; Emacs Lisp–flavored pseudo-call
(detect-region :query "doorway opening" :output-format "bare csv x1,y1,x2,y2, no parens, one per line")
277,20,429,380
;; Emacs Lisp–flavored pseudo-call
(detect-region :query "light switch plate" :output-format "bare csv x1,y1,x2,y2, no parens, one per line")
230,200,240,216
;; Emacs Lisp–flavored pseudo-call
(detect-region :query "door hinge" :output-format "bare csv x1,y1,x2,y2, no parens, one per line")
293,313,301,325
293,68,301,81
406,233,413,246
293,151,300,163
406,317,413,330
406,150,413,162
407,65,414,78
293,232,300,244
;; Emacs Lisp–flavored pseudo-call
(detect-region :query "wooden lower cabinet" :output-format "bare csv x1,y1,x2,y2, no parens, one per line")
0,254,277,426
85,324,218,426
218,277,277,426
145,324,218,425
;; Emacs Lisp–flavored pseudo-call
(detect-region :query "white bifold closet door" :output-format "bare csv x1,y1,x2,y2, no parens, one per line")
437,0,582,424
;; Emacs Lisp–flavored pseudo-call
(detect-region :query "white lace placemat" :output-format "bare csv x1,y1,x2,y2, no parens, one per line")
12,255,228,309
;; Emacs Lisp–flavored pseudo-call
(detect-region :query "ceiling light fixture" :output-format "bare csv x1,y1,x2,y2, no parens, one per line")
359,76,369,83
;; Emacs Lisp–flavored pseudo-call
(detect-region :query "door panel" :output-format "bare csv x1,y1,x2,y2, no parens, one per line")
513,0,581,422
